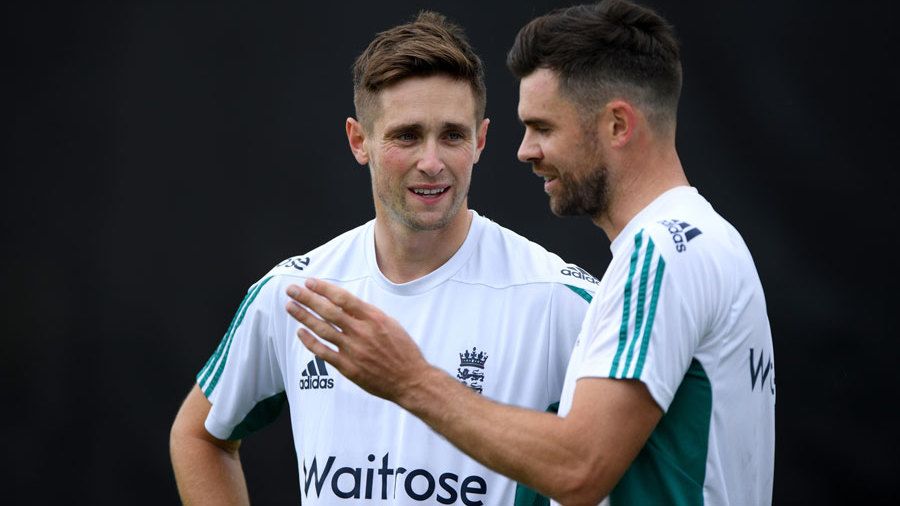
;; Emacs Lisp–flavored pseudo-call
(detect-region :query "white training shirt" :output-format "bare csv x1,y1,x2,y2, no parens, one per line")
556,187,775,506
197,210,597,505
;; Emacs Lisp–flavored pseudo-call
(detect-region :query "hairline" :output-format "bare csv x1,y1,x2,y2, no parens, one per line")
356,73,486,134
547,69,677,136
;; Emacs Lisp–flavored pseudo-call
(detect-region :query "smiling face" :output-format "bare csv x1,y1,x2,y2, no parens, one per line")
517,68,610,218
349,74,488,232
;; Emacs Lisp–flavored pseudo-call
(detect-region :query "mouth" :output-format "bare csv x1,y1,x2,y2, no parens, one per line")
535,172,558,193
409,186,450,201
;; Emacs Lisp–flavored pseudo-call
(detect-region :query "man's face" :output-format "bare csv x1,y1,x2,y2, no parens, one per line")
517,68,609,218
362,75,487,232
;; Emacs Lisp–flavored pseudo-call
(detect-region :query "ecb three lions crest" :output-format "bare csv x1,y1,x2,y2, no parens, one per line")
456,347,488,394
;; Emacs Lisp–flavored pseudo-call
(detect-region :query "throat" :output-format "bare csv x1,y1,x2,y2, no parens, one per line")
374,210,473,283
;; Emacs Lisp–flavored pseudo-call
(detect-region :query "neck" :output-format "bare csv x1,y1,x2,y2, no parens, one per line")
373,209,473,284
593,141,688,242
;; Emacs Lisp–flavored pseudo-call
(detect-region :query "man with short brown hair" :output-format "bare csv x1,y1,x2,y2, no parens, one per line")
287,1,776,504
170,11,596,504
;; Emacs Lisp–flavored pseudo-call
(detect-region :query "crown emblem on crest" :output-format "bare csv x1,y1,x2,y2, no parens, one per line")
459,347,488,368
457,347,489,394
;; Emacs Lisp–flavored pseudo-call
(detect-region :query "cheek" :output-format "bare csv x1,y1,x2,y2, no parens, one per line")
539,143,563,167
379,145,411,169
552,140,588,168
444,144,478,167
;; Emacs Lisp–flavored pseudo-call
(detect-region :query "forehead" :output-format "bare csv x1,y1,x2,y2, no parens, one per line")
373,75,477,131
517,68,579,123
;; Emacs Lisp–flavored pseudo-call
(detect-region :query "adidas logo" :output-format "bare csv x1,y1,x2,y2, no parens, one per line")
658,219,702,253
561,264,600,285
299,357,334,390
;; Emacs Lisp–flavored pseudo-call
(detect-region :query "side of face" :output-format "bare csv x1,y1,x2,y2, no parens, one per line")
516,68,609,218
346,74,489,232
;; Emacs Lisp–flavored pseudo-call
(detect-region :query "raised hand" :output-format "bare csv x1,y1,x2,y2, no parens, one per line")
285,279,435,403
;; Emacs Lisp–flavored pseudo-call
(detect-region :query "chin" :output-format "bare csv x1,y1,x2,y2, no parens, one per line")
415,204,468,231
549,200,576,217
401,212,454,232
553,206,587,218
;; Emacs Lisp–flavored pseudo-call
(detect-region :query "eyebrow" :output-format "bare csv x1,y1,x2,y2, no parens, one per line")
441,121,471,132
382,121,472,138
382,123,422,138
520,117,551,129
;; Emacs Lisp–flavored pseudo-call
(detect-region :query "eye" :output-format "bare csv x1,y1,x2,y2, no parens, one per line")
396,132,418,142
445,130,466,141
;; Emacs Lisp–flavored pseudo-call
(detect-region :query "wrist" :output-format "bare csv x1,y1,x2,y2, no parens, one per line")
395,365,455,418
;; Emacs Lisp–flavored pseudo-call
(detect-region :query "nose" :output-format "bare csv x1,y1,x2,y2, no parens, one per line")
417,139,445,176
517,131,542,163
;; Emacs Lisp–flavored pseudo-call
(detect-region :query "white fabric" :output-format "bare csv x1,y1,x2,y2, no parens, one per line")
557,187,775,506
199,211,596,505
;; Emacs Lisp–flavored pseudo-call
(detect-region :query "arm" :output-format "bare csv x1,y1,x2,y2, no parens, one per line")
286,280,662,505
170,384,249,506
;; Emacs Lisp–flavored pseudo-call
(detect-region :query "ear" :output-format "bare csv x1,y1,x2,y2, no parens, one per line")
346,117,369,165
472,118,490,164
605,100,637,148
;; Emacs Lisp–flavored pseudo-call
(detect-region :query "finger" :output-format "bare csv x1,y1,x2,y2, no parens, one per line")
286,284,351,329
305,278,374,318
297,328,343,369
285,300,345,347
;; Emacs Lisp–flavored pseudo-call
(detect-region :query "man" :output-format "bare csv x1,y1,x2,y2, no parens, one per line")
169,11,597,505
286,1,776,504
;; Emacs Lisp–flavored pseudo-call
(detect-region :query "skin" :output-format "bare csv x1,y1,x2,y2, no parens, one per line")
170,74,489,503
285,69,690,505
170,385,249,506
518,69,687,240
517,74,611,219
347,74,489,282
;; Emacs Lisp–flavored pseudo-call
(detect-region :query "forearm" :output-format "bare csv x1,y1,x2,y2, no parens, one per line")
286,280,651,504
170,385,250,506
170,434,249,506
399,367,597,504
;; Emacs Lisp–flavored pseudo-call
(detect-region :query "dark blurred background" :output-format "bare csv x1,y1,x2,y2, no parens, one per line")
4,0,898,504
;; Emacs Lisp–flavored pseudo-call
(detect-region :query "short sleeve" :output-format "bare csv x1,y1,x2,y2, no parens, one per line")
574,229,700,412
547,282,593,403
196,275,286,440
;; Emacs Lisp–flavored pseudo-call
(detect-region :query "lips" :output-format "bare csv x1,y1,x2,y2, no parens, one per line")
408,185,451,201
543,177,558,194
411,187,448,196
534,170,558,194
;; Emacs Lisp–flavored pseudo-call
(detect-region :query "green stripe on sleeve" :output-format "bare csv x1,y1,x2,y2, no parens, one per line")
564,284,593,303
198,293,252,385
198,281,260,389
610,231,644,377
633,256,665,379
198,278,271,387
199,276,274,396
621,238,656,378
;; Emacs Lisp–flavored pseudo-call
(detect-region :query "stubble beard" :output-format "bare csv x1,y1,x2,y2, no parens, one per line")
377,176,469,232
549,163,609,219
546,122,610,219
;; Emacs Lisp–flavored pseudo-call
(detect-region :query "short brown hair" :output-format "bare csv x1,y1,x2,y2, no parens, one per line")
507,0,682,133
352,11,487,131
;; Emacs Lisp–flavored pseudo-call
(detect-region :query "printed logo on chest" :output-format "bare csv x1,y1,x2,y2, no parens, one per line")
299,356,334,390
456,347,488,394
